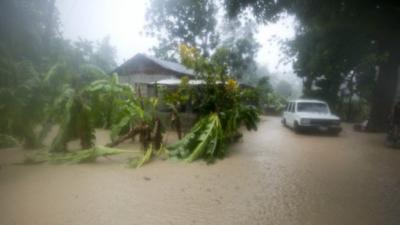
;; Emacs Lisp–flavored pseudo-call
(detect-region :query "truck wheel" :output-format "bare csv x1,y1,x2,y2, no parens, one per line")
282,119,287,127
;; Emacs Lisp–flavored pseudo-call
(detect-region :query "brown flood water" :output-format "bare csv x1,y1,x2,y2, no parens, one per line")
0,116,400,225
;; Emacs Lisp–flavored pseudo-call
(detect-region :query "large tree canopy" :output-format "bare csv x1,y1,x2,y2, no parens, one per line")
146,0,219,60
0,0,58,63
146,0,261,82
211,19,260,81
224,0,400,130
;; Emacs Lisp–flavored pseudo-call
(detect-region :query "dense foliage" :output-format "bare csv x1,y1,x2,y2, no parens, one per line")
146,0,261,83
167,45,260,162
161,76,191,139
49,75,133,152
1,0,262,166
146,0,219,60
0,0,118,148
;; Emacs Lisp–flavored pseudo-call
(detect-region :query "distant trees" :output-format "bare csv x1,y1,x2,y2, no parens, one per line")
146,0,219,60
146,0,260,82
212,19,260,81
275,80,292,98
71,37,117,72
0,0,58,63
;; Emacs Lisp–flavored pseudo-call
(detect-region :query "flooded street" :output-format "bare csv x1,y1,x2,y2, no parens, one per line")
1,116,400,225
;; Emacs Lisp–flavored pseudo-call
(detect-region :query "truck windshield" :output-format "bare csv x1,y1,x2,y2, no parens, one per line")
297,102,329,113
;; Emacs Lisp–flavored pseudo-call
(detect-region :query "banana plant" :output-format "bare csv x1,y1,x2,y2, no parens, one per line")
107,97,165,150
0,61,48,148
166,45,261,163
49,75,136,152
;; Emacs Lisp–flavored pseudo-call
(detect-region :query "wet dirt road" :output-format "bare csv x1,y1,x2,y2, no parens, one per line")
0,116,400,225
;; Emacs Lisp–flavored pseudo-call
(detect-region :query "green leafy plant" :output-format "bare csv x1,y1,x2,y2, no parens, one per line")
162,76,191,139
49,75,135,152
107,97,165,150
166,45,260,162
169,113,224,162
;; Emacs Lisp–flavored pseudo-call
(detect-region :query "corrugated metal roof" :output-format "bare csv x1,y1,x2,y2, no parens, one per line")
114,53,196,77
143,54,195,76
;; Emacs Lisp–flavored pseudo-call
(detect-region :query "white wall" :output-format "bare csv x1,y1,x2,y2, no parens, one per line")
119,73,177,85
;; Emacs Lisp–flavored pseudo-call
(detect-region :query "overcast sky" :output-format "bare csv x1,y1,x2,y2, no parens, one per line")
56,0,297,75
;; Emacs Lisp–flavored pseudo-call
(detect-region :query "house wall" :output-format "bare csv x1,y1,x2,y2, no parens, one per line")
119,73,178,97
119,73,176,85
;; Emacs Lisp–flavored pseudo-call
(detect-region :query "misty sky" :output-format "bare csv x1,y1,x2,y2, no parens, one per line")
56,0,296,75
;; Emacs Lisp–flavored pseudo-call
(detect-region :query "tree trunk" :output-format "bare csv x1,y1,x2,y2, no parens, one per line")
153,118,163,150
106,129,138,147
367,53,399,132
347,95,353,122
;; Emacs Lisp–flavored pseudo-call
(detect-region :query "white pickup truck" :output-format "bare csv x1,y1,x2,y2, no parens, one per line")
282,99,342,134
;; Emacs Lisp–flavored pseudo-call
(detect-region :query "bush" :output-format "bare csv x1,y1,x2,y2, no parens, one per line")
0,134,19,149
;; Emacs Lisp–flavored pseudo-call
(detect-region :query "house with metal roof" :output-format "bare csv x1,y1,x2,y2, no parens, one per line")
115,53,195,84
114,53,255,97
114,53,195,96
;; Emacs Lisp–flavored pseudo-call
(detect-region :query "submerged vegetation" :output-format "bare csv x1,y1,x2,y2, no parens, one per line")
0,0,263,168
169,113,225,162
24,146,131,165
36,45,257,166
3,44,260,167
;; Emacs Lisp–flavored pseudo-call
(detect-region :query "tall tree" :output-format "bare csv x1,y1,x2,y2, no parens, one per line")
146,0,219,60
224,0,400,131
289,23,379,108
0,0,59,63
211,19,260,81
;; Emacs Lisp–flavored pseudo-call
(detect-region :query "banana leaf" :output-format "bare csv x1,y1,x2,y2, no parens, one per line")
168,113,224,162
22,146,134,165
128,144,153,168
49,146,128,164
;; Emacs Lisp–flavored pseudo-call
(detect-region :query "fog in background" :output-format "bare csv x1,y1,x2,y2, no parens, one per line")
57,0,302,94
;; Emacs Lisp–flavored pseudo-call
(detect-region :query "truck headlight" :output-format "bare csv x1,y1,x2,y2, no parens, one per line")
301,118,311,125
